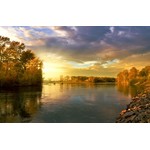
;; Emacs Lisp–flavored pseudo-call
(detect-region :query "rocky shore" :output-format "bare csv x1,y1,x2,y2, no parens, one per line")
116,85,150,123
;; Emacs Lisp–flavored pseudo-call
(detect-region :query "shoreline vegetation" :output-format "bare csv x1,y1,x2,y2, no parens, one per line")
116,66,150,123
44,81,116,85
0,36,42,87
44,76,116,85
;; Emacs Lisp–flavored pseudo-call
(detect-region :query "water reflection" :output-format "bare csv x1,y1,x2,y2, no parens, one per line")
59,83,112,92
31,84,132,123
117,84,140,98
0,86,42,123
0,84,135,123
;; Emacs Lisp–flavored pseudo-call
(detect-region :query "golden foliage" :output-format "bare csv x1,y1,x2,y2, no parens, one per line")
0,36,42,87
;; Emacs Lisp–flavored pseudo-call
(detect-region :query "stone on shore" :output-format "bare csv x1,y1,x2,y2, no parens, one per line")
116,88,150,123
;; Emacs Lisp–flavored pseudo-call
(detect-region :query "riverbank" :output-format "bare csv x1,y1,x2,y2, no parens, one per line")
44,81,116,85
116,82,150,123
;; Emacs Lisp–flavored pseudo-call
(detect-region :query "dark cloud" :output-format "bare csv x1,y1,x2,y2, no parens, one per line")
44,37,68,48
48,26,110,49
75,26,110,42
104,27,150,53
31,27,110,59
28,26,150,63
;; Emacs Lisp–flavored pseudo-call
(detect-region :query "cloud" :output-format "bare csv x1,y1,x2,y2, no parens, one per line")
1,26,150,59
114,52,150,70
68,60,98,69
75,26,110,42
1,26,150,78
26,26,150,72
104,27,150,54
0,27,23,42
51,26,77,37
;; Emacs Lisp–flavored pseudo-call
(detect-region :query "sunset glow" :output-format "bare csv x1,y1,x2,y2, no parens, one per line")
0,26,150,79
43,62,65,80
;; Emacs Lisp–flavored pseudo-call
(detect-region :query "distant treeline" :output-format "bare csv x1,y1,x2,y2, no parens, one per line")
0,36,42,87
59,75,116,83
117,66,150,86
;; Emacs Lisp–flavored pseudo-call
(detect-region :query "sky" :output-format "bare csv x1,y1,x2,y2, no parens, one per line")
0,26,150,80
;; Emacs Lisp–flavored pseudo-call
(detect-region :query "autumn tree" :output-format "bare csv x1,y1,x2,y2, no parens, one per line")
128,67,139,85
139,66,150,77
117,70,129,85
117,66,150,86
0,35,43,87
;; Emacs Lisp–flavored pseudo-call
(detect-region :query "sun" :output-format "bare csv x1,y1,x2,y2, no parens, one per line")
43,62,65,80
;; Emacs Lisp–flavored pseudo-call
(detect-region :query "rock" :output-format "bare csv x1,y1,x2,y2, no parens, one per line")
116,89,150,123
142,94,147,97
132,106,140,111
120,109,126,115
129,115,136,121
146,110,150,114
123,111,135,118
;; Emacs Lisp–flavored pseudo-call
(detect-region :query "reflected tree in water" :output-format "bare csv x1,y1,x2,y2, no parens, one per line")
117,84,139,98
0,86,42,122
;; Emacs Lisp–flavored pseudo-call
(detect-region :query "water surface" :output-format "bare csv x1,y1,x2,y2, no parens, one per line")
0,84,137,123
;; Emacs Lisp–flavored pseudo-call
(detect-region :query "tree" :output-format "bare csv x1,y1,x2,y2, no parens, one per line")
0,35,43,87
129,67,138,79
117,66,150,86
128,67,139,85
117,70,129,85
139,66,150,77
20,50,35,64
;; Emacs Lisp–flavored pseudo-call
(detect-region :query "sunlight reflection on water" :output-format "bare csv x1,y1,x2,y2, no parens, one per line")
0,84,137,123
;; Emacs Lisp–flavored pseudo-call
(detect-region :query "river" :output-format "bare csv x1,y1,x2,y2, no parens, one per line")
0,84,138,123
